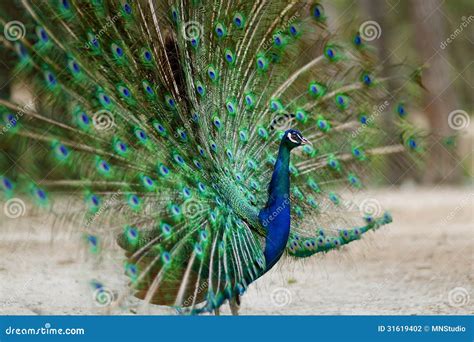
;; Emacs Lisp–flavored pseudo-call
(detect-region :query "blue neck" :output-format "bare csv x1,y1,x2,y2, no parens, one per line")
259,143,292,271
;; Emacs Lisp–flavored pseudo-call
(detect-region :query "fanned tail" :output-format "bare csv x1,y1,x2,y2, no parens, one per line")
0,0,425,314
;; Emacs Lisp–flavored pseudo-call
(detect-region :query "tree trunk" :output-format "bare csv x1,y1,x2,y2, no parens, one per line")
410,0,460,183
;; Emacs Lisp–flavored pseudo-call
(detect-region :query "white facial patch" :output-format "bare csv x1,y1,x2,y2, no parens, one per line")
287,133,298,143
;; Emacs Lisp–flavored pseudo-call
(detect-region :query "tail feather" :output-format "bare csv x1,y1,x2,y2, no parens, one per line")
287,212,393,258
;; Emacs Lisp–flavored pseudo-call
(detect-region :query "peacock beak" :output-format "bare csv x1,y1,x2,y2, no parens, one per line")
301,137,312,146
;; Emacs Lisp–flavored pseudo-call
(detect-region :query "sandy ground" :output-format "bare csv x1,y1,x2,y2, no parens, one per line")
0,186,472,315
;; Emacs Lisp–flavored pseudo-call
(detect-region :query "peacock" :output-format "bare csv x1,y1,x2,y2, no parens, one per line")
0,0,424,315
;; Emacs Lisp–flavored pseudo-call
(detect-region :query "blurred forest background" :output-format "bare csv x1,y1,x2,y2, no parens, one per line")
330,0,473,185
0,0,472,186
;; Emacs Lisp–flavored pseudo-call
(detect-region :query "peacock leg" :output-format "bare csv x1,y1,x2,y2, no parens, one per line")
229,296,240,316
214,308,220,316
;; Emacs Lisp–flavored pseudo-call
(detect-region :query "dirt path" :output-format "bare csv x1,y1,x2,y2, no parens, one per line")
0,187,472,315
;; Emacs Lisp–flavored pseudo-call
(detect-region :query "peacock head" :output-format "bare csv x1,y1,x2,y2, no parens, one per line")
282,129,311,149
